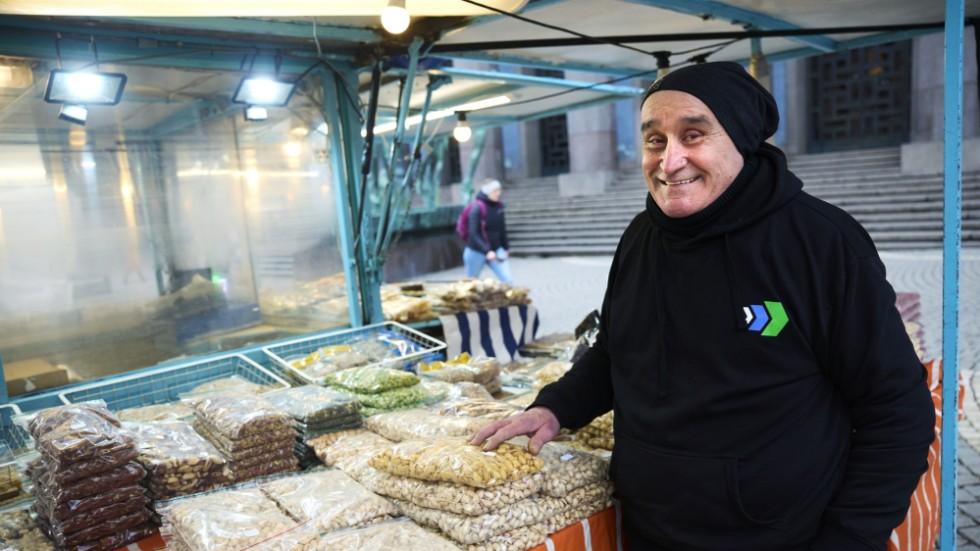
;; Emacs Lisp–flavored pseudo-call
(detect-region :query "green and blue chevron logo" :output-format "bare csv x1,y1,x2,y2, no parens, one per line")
743,301,788,337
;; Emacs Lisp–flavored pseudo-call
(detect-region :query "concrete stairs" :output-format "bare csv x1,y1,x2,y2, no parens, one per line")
505,146,980,256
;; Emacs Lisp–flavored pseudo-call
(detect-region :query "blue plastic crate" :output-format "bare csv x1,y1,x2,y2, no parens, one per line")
262,321,447,385
57,353,290,411
0,404,32,457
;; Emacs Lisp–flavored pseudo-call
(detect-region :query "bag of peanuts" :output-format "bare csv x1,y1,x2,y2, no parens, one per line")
464,521,549,551
535,441,610,497
369,438,543,488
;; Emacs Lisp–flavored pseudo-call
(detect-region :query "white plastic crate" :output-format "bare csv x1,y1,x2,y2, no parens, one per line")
262,321,446,386
57,353,290,411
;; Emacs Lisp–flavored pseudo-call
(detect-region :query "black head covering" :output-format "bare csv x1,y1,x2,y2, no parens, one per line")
642,61,779,158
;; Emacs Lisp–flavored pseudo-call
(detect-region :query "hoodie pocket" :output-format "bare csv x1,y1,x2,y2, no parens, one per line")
613,432,778,547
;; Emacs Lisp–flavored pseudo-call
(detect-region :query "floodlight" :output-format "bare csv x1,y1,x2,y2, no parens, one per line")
232,76,296,106
58,104,89,125
243,106,269,122
44,69,127,105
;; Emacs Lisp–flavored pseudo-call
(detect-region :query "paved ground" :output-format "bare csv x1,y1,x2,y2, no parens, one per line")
421,248,980,549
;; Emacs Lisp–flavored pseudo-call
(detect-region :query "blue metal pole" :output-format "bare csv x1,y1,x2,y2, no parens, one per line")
940,0,965,549
321,66,364,328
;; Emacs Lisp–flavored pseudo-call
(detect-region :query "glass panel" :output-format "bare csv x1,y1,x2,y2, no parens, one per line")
0,57,351,396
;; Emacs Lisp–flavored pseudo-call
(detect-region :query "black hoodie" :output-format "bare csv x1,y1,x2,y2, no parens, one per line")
531,143,934,550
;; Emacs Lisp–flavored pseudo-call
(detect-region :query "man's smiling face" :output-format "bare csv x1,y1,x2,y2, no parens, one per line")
640,90,745,218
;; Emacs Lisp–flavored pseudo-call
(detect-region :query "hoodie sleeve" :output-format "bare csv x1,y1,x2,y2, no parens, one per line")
811,252,935,550
528,234,622,429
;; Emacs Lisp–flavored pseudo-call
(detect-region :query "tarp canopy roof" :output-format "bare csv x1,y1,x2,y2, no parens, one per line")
0,0,978,139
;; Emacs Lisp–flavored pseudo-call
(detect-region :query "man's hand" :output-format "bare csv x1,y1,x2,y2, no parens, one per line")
469,407,560,455
486,250,498,262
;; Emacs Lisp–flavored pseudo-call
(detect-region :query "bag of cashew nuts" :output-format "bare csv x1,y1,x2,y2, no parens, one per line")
368,438,543,488
365,469,544,516
315,517,458,550
261,469,398,533
306,430,392,468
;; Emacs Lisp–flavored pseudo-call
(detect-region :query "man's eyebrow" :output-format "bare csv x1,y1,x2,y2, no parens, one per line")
641,114,712,132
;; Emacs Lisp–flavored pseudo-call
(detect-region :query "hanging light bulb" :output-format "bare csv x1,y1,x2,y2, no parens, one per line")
381,0,410,34
453,112,472,143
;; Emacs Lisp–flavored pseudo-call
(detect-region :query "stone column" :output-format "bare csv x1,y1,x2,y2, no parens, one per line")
560,71,618,197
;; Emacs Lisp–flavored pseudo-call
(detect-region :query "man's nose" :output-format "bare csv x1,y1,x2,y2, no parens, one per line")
661,142,687,173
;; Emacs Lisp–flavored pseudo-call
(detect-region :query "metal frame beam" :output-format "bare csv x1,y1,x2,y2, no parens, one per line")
623,0,837,52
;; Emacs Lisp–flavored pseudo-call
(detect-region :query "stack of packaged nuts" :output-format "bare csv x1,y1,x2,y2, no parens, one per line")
26,402,156,551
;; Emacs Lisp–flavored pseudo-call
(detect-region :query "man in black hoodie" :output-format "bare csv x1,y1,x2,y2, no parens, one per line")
471,62,934,550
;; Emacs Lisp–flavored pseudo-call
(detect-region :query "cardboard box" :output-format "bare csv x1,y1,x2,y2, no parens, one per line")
4,358,69,397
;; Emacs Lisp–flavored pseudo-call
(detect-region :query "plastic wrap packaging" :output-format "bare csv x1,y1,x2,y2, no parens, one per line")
324,367,419,395
162,488,297,551
351,386,429,411
32,494,149,536
261,470,398,533
116,403,195,423
287,345,371,384
306,430,391,468
314,518,458,551
419,354,501,388
127,421,229,477
531,361,573,388
0,504,56,551
230,456,299,483
44,447,140,486
445,382,495,401
26,402,135,467
183,376,276,398
363,409,486,442
185,392,293,440
463,521,548,551
503,391,539,409
193,420,295,456
369,438,543,488
261,386,360,424
0,460,28,507
44,521,157,551
535,442,610,497
33,484,147,522
36,505,152,548
32,461,146,505
545,499,615,535
365,470,544,516
229,448,297,471
432,399,522,420
295,414,363,438
393,495,556,545
127,421,233,498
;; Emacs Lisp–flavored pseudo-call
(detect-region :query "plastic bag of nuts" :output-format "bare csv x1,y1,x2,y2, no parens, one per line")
536,442,610,497
184,392,293,440
324,367,419,394
392,496,555,545
306,430,391,468
261,470,398,533
162,488,297,551
127,421,229,478
315,517,458,550
369,438,543,488
26,402,135,467
363,409,486,442
366,470,544,516
463,521,548,551
432,399,522,420
262,385,360,424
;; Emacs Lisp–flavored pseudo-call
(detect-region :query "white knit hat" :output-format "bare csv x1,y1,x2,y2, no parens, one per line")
480,179,502,194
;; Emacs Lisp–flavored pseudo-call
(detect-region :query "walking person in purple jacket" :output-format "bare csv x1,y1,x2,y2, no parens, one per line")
461,178,513,284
